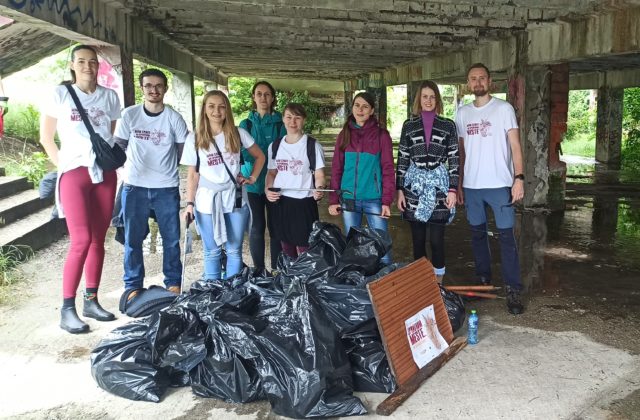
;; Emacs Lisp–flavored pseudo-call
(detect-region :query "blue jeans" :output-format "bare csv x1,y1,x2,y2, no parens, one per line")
196,205,249,280
342,199,392,265
122,185,182,290
464,187,522,290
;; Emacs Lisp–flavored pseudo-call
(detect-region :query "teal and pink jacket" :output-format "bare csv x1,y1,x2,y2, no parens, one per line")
330,117,395,206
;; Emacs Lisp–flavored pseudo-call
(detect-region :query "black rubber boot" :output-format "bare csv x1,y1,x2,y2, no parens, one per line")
83,297,116,321
506,286,525,315
60,307,89,334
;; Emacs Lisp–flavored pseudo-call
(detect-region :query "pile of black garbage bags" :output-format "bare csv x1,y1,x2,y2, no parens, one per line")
91,222,464,418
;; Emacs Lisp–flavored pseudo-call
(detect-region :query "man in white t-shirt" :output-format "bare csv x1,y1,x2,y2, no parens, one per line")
114,69,189,297
455,63,525,315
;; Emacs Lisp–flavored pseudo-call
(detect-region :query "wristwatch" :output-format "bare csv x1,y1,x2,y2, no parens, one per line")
514,174,525,181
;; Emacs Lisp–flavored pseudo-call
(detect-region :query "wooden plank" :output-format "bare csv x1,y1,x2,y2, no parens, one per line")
367,258,454,386
375,336,468,416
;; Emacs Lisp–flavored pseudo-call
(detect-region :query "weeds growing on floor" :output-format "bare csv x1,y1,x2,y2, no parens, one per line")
0,245,33,305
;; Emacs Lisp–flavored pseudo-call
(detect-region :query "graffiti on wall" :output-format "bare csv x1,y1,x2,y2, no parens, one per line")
8,0,99,31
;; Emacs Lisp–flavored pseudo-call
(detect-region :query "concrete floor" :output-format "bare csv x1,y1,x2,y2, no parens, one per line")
1,161,639,419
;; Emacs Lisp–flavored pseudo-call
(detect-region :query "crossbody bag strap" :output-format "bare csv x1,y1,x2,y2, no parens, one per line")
211,138,239,187
64,84,96,137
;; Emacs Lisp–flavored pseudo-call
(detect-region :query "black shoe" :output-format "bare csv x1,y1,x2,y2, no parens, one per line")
478,276,492,286
60,307,89,334
83,297,116,321
506,286,524,315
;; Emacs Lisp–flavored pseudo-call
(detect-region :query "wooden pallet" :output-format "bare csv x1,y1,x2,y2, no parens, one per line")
367,258,467,415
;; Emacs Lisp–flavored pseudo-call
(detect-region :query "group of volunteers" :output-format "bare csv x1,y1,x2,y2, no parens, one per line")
41,45,525,334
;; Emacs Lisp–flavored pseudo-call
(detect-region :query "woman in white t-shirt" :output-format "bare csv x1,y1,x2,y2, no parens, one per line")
265,103,326,259
39,45,122,334
181,90,265,281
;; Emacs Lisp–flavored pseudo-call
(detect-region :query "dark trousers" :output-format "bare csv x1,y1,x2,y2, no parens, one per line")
409,220,445,270
247,192,282,270
471,223,522,290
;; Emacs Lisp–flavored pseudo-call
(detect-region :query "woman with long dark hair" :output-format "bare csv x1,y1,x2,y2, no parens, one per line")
239,81,286,272
181,90,265,280
396,81,459,283
40,45,122,333
328,92,395,264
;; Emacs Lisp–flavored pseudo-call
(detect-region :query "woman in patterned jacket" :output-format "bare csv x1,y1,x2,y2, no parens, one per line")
396,81,459,283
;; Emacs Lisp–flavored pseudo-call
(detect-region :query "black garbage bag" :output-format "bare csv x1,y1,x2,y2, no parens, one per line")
342,319,396,393
334,226,392,277
439,284,466,333
190,308,266,403
234,279,368,418
146,306,207,373
90,318,171,402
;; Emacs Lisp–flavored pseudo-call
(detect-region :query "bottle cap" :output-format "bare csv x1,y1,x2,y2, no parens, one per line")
471,309,476,314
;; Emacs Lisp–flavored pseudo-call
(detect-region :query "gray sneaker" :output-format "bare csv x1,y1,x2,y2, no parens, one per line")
506,286,524,315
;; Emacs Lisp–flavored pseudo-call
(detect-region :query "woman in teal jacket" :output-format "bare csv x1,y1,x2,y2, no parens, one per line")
240,81,287,272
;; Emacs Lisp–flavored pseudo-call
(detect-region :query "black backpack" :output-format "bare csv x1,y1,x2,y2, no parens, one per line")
271,135,317,173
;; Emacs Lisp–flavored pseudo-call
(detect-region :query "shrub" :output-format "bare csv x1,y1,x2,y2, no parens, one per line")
5,151,50,187
3,104,41,144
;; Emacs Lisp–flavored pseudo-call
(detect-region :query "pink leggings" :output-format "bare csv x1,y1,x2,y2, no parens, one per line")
280,242,309,259
59,167,116,299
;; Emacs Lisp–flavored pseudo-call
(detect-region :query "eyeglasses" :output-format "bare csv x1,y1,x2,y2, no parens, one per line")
142,84,165,91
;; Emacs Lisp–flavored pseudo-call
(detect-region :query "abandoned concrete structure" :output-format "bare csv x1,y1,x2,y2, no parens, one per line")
1,0,640,210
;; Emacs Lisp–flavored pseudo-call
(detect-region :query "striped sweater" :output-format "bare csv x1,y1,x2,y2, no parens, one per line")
396,114,460,222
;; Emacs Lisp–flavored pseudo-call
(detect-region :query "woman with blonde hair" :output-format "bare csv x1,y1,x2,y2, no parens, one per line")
40,45,121,333
396,81,459,283
181,90,265,280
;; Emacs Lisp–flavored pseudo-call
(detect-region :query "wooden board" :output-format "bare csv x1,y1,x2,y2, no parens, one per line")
366,258,454,386
376,336,467,416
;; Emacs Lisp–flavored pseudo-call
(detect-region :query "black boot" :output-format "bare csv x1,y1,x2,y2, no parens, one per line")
83,296,116,321
60,307,89,334
506,286,525,315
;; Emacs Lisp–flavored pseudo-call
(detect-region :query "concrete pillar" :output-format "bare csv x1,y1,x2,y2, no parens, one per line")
521,65,552,208
119,48,135,108
366,86,387,130
596,86,623,166
517,212,547,292
172,71,195,129
548,64,569,211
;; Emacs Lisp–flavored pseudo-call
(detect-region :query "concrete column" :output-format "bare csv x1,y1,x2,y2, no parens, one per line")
119,48,135,108
172,71,195,130
547,64,569,211
366,86,387,130
596,86,623,166
521,65,552,208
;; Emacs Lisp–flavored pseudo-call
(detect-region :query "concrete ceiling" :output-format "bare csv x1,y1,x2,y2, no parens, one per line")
1,0,638,81
122,0,608,80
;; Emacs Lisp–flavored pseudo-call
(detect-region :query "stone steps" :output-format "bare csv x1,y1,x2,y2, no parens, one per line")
0,171,67,256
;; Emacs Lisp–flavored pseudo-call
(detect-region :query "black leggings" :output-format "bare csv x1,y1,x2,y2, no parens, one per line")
247,192,282,270
409,220,445,269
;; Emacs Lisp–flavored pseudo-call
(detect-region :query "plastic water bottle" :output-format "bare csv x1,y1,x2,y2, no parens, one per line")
468,310,479,345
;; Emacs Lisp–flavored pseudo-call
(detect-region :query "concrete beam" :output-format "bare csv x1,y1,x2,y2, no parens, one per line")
0,1,226,85
353,6,640,88
570,69,640,90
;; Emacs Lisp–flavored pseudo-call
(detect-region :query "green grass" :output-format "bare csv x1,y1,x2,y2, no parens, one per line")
561,133,596,157
0,245,33,305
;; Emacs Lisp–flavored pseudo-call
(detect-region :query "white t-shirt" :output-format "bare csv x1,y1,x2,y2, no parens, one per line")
41,84,121,176
115,104,189,188
455,97,518,189
180,128,255,214
267,134,325,199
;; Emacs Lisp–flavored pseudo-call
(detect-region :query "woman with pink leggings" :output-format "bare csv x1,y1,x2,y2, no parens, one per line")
40,45,121,334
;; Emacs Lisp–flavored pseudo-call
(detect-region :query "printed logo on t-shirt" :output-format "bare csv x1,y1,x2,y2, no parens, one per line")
133,129,167,145
206,152,238,167
70,107,107,126
466,119,492,137
276,158,304,175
